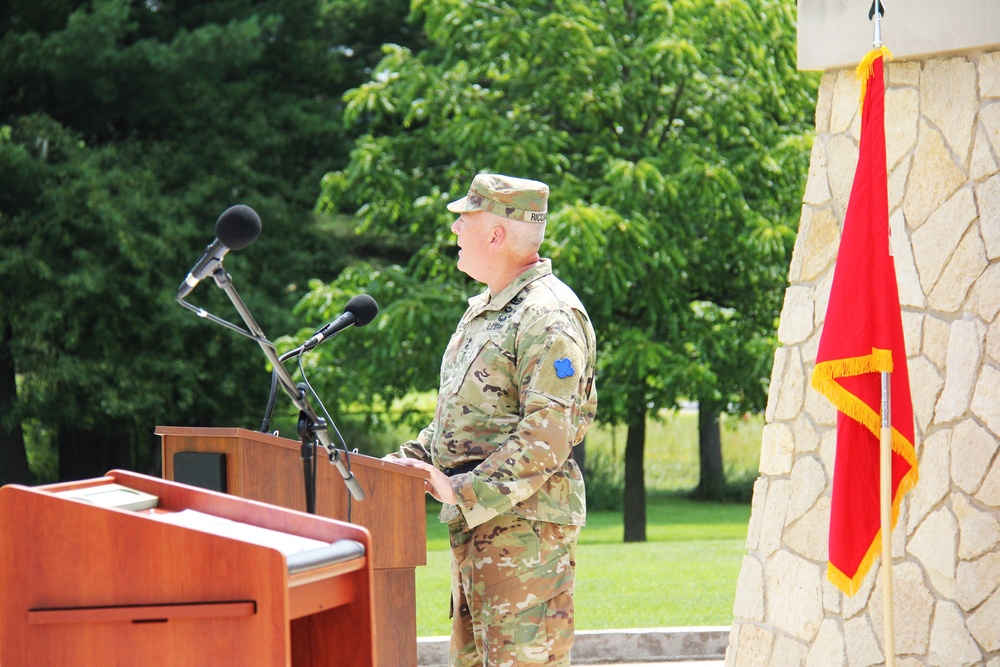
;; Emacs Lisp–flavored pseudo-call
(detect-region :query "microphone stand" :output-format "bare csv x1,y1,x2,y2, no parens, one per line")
180,265,366,510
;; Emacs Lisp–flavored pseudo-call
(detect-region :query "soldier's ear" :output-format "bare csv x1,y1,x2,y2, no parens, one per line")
488,224,506,248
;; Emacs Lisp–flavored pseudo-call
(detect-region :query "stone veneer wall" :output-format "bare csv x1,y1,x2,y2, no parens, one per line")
726,49,1000,666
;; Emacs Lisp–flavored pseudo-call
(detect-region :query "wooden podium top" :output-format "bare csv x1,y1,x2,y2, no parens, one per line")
156,426,429,571
155,426,428,478
155,425,429,482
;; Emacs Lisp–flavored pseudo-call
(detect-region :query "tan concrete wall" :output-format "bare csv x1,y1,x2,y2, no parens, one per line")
726,49,1000,666
798,0,1000,70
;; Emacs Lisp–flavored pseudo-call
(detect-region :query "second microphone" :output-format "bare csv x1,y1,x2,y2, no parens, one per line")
299,294,379,353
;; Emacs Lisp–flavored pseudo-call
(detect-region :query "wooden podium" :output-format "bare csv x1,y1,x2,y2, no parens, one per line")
156,426,429,667
0,469,375,666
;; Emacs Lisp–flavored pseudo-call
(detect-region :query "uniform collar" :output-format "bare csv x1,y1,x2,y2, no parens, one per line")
468,259,552,312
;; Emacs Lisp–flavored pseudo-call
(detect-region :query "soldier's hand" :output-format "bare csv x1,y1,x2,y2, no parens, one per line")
390,458,457,504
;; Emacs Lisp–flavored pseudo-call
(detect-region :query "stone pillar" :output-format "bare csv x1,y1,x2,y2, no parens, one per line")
727,49,1000,666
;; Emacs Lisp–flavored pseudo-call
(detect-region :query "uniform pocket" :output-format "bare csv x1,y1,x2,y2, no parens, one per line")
483,557,576,665
486,550,574,613
508,589,575,665
453,338,516,420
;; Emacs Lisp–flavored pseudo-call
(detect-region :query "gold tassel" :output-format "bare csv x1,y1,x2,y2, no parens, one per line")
856,46,893,112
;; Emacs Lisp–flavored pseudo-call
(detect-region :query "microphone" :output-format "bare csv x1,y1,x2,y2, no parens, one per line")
177,205,262,299
299,294,379,352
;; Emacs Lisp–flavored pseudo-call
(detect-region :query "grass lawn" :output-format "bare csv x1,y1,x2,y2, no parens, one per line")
575,499,750,630
414,410,761,636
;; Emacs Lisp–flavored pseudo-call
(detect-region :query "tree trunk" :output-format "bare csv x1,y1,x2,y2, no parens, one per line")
0,322,31,485
57,426,135,482
623,413,647,542
696,401,725,499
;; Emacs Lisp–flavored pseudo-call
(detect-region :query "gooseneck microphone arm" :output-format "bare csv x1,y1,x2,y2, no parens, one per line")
207,268,366,503
259,294,379,435
175,205,365,505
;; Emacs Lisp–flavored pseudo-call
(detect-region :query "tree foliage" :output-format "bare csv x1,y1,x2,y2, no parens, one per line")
0,0,415,483
292,0,819,534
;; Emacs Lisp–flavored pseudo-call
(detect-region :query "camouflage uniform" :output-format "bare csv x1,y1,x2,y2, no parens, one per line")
397,249,598,666
392,173,597,665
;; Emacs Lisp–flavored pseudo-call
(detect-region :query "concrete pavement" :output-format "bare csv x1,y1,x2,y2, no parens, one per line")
418,627,730,666
580,663,723,667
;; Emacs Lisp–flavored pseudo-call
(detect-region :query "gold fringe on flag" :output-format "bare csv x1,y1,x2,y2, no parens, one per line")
827,454,920,597
812,346,920,596
811,348,917,467
856,46,893,111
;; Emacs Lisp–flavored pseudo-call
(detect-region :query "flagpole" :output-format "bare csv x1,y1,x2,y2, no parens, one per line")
871,3,896,664
872,1,882,47
880,371,896,667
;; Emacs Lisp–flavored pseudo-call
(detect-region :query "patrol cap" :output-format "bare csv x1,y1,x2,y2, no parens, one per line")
447,173,548,224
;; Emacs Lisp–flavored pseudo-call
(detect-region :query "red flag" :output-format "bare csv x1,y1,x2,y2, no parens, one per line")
810,49,918,597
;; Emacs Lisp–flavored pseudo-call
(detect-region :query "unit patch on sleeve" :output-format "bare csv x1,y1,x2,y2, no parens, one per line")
534,336,585,401
553,358,575,378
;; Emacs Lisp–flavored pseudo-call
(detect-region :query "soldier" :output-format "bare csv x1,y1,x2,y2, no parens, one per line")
388,173,598,666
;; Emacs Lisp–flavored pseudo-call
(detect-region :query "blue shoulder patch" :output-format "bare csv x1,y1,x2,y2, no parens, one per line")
553,357,575,379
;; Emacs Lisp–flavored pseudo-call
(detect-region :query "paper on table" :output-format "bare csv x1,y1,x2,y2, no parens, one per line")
153,509,328,555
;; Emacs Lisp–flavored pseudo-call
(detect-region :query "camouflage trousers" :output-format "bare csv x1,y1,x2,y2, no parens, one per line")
448,514,580,667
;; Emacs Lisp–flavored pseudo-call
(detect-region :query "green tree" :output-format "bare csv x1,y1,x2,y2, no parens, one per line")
292,0,817,538
0,0,415,483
